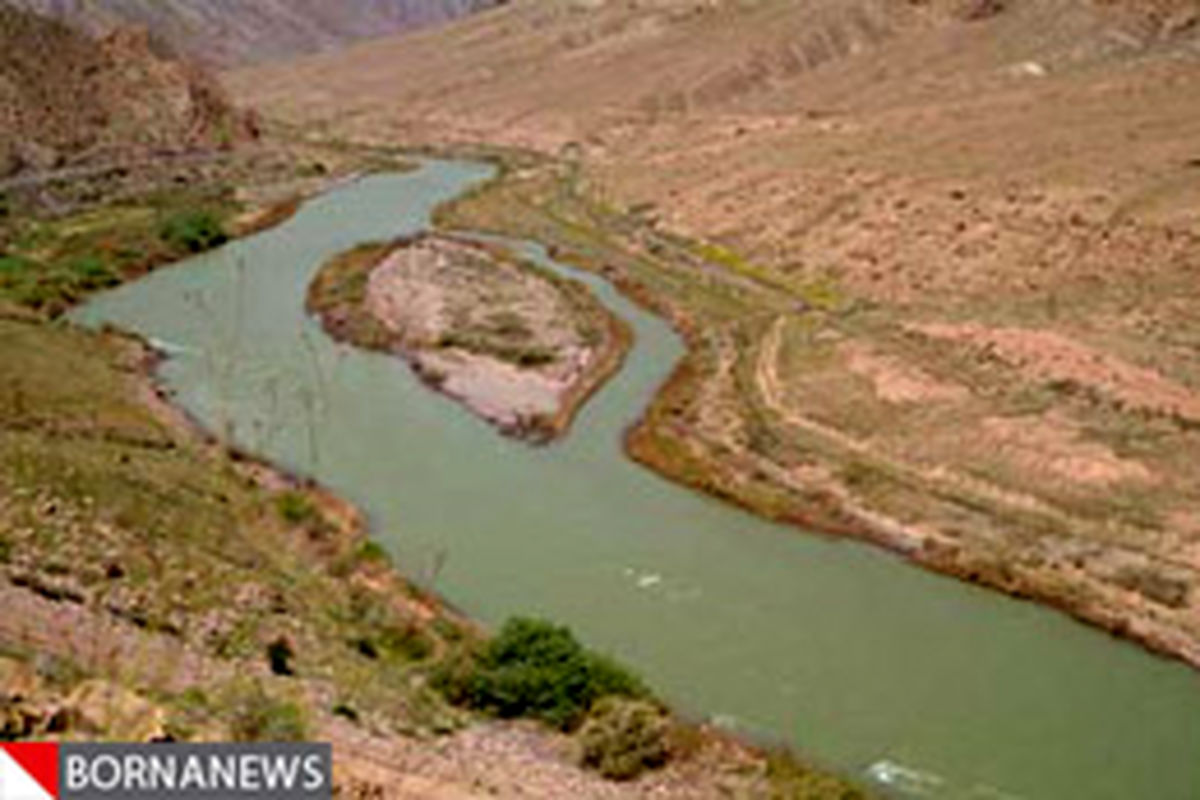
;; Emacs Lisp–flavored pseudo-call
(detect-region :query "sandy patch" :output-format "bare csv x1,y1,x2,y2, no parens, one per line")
416,347,591,430
841,341,970,404
366,247,451,343
981,413,1154,487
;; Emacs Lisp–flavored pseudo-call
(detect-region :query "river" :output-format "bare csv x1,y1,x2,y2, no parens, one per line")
71,160,1200,799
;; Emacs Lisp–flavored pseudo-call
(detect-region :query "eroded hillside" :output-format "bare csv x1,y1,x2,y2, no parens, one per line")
6,0,504,66
232,0,1200,667
0,4,245,176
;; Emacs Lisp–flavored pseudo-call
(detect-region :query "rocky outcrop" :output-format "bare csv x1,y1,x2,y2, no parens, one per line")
0,5,248,177
308,235,631,443
4,0,505,66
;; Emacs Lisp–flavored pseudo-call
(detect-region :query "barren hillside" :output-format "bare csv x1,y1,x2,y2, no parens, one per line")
232,0,1200,668
0,4,245,176
6,0,504,65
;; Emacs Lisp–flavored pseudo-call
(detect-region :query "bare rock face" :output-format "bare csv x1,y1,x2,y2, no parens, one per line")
3,0,505,66
0,5,247,174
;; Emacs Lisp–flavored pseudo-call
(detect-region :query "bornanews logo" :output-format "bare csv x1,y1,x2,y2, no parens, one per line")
0,744,331,800
0,743,58,800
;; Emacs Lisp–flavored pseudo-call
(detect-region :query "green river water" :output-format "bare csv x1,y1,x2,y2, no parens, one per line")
72,161,1200,799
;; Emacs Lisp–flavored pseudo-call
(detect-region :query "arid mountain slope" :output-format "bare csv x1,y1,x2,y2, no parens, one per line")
6,0,503,65
229,0,1200,232
234,0,1200,667
0,4,244,176
232,0,1198,150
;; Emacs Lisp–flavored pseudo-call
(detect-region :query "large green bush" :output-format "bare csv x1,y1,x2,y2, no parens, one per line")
436,617,648,730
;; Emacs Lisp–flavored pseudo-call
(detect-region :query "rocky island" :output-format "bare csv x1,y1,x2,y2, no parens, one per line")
308,233,630,442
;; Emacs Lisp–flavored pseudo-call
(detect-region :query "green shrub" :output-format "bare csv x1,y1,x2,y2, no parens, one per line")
355,540,393,567
577,697,670,781
275,491,316,525
67,255,119,290
0,255,36,287
159,210,228,254
438,617,648,730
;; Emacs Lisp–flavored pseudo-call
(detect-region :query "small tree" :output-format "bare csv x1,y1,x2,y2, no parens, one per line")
159,210,228,254
446,617,648,730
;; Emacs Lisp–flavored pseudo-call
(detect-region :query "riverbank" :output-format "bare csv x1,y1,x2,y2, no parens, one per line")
429,150,1200,674
307,233,631,443
0,135,413,320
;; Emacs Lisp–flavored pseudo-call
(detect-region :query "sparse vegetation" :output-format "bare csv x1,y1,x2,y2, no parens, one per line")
304,242,396,350
765,749,870,800
227,683,308,742
0,315,466,749
1114,566,1191,609
0,193,239,316
343,589,433,663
